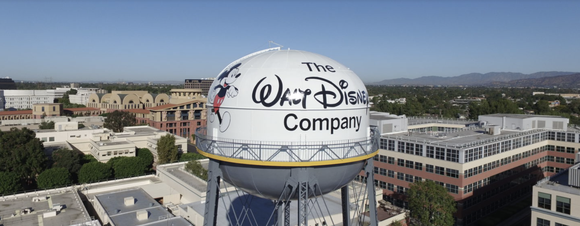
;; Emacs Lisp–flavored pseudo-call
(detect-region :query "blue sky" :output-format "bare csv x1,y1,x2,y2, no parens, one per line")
1,1,579,83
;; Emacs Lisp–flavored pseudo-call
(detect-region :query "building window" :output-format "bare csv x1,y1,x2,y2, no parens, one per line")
380,168,387,176
388,170,394,178
446,169,459,178
397,159,404,167
445,184,458,194
426,164,434,173
387,183,394,191
538,192,551,210
537,218,550,226
379,155,387,163
556,223,569,226
397,172,404,180
435,166,445,175
405,160,414,168
556,196,571,214
388,157,395,164
415,162,423,171
405,174,413,182
49,137,55,142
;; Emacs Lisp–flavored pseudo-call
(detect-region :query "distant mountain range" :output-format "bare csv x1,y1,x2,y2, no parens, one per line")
491,73,580,88
373,71,579,86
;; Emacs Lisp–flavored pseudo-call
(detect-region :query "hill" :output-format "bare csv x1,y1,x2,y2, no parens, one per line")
493,73,580,88
374,71,577,86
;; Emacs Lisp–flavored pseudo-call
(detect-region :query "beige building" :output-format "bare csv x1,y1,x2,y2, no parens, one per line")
531,162,580,226
87,91,170,112
32,103,63,119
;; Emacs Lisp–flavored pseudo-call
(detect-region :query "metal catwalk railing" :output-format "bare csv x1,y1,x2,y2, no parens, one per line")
195,126,379,162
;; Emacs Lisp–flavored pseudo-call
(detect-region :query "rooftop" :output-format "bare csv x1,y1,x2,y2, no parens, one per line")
383,126,544,149
95,188,191,226
536,162,580,196
483,113,566,119
0,188,92,226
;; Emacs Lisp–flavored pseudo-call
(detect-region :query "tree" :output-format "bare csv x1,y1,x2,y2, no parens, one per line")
37,168,72,189
52,148,83,176
112,157,148,178
157,134,178,164
78,162,112,183
407,180,456,226
185,160,208,180
136,148,154,169
0,171,22,195
103,110,136,132
0,128,47,184
180,152,207,162
39,120,55,129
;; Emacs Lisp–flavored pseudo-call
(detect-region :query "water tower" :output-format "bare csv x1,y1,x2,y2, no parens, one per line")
195,47,379,226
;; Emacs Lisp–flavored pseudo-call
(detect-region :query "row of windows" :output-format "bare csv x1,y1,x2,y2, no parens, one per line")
375,155,459,179
380,139,459,162
464,145,564,178
537,218,568,226
538,192,572,215
382,131,578,164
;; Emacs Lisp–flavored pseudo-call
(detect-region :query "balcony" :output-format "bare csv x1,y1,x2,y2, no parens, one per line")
195,126,379,163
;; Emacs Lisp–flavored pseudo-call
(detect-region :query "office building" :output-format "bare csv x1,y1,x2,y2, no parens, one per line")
183,78,214,94
371,112,579,225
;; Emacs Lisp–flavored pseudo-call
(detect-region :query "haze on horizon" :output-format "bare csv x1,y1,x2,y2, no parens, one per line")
1,1,579,84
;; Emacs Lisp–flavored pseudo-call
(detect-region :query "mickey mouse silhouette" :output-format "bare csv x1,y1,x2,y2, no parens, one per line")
208,63,242,132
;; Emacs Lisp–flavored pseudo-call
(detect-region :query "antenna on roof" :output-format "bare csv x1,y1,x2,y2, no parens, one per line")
269,41,283,48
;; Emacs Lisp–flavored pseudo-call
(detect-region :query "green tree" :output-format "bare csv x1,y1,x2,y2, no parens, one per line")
180,152,207,162
39,120,55,129
185,160,208,180
0,171,22,195
103,110,136,132
534,100,551,115
78,123,85,129
0,128,47,184
112,157,147,178
37,168,72,189
52,148,83,176
407,180,456,226
78,161,112,183
157,134,178,164
136,148,154,169
82,154,98,164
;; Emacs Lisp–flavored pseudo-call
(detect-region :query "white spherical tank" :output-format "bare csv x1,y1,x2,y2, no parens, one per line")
196,48,377,200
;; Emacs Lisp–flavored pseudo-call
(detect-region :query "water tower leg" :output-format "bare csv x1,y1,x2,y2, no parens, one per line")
297,168,309,226
204,159,222,226
341,186,350,226
365,159,378,226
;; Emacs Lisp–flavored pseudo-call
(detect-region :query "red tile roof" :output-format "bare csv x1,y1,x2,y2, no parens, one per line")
123,109,151,114
0,110,32,115
147,103,178,110
64,107,100,112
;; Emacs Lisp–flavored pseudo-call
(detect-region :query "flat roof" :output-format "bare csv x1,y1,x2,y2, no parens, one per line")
383,127,539,148
0,188,91,226
536,162,580,196
95,188,191,226
482,113,566,119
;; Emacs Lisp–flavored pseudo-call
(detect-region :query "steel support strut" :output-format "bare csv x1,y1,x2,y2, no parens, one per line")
204,159,222,226
341,186,351,226
364,159,378,226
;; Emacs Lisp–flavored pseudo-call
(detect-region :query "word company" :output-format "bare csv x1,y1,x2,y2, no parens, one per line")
251,62,368,134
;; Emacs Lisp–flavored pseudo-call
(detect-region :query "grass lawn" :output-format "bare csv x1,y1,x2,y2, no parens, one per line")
476,197,531,226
